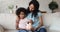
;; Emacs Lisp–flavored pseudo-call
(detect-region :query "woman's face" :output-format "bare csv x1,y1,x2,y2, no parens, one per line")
29,4,35,12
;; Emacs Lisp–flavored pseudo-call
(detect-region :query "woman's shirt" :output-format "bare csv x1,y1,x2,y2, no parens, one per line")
19,18,30,29
26,12,42,28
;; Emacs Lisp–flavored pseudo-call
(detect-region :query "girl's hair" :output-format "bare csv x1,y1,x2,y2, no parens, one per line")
16,7,27,17
27,0,40,17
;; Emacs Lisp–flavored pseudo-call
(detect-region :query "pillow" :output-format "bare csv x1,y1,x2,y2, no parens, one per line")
0,25,4,32
49,24,60,31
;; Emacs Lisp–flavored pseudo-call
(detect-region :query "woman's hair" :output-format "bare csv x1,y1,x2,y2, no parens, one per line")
16,7,27,17
27,0,40,17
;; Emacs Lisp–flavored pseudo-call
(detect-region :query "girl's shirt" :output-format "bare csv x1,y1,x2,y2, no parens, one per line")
19,18,30,29
26,12,42,28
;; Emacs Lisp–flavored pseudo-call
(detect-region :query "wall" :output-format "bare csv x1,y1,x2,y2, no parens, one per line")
37,0,52,13
0,0,52,13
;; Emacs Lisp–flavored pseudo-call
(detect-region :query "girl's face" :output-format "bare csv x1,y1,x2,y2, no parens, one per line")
29,4,35,12
19,12,25,19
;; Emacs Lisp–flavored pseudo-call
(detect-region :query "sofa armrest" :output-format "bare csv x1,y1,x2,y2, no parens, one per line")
0,25,4,32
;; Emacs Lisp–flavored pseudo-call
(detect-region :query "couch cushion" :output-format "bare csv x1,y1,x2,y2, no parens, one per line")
49,18,60,31
0,13,16,29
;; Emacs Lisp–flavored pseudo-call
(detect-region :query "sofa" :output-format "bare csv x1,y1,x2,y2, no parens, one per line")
0,12,60,32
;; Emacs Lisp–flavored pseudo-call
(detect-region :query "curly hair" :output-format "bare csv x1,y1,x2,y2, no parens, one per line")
16,7,27,17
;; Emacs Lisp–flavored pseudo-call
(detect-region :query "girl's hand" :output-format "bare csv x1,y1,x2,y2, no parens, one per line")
26,23,32,30
16,28,20,30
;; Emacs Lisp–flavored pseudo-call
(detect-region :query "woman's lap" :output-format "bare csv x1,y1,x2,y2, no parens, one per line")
35,28,47,32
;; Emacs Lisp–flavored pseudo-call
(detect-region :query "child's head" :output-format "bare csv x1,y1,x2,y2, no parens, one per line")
16,7,27,19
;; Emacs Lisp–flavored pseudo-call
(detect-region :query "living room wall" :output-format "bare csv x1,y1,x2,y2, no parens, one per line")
0,0,52,13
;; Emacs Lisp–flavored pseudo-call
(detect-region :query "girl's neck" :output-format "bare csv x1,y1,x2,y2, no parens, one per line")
20,17,25,19
21,18,24,19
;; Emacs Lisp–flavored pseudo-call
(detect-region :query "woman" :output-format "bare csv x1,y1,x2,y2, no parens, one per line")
26,0,47,32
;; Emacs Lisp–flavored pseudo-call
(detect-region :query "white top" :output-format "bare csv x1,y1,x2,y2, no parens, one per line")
19,18,30,29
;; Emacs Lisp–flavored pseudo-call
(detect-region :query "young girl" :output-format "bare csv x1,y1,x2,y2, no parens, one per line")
16,7,33,32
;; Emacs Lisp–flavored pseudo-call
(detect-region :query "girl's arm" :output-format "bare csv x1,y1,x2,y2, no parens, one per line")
29,20,35,31
16,16,20,30
28,20,33,24
36,16,43,30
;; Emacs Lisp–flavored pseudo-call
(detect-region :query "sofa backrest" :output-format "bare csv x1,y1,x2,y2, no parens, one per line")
42,12,60,27
0,12,60,29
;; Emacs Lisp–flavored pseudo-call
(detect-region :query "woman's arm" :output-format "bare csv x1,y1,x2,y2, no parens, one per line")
36,16,43,30
16,16,20,30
